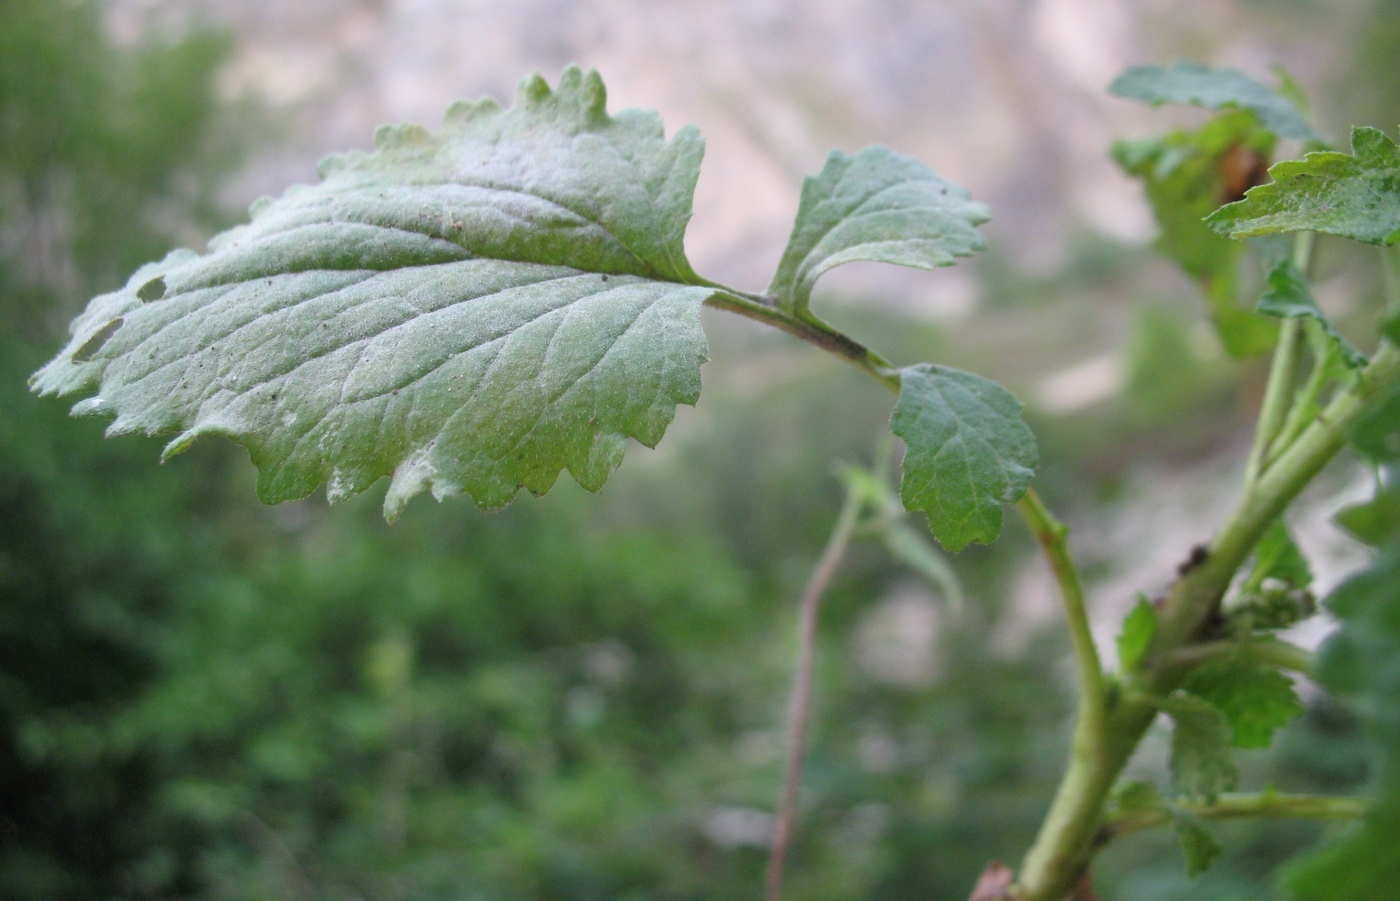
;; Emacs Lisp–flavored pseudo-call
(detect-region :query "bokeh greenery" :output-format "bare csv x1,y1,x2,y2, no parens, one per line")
2,2,1390,899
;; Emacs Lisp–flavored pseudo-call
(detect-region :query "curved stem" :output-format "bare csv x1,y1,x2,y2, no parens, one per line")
705,290,900,391
1013,490,1110,899
1165,638,1313,675
1016,490,1104,723
766,479,865,901
1102,793,1366,843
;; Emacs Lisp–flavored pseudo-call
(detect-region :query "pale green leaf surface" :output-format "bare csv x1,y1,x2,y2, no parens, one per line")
1183,651,1304,748
1164,693,1239,803
768,146,988,314
1208,127,1400,245
1108,61,1321,143
30,67,718,516
1117,597,1157,672
890,365,1037,552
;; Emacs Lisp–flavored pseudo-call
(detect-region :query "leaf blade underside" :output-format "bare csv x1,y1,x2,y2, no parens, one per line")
31,67,717,517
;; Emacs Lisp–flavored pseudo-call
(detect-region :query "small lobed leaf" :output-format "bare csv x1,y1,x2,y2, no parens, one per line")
1117,597,1157,673
1208,126,1400,246
1172,810,1224,878
1183,651,1304,749
1108,61,1322,143
768,146,989,315
1256,260,1367,369
1163,693,1239,803
30,67,718,517
890,364,1037,552
1244,519,1313,592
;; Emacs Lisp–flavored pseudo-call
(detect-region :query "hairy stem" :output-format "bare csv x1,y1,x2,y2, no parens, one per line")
766,480,864,901
1102,793,1366,843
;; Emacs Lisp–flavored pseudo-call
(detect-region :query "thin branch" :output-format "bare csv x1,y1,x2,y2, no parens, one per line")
766,479,865,901
1016,489,1104,725
1166,638,1314,675
1102,792,1366,843
704,289,901,392
1246,316,1301,489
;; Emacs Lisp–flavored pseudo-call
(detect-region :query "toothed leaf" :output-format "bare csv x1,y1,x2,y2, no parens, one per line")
1164,693,1239,803
891,364,1037,552
1183,651,1304,749
1208,127,1400,246
30,67,718,517
768,146,988,314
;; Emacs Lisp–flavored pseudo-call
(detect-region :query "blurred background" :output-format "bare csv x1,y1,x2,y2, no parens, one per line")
3,0,1398,898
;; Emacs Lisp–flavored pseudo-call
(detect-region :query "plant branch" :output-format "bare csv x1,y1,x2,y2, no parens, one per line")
1152,339,1400,656
1246,316,1301,489
1011,490,1112,901
705,290,901,391
1012,341,1400,901
766,478,865,901
1016,490,1104,724
1164,638,1314,675
1265,319,1335,470
1101,793,1365,844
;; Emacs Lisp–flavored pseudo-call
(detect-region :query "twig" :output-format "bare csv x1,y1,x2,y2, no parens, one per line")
766,479,865,901
1101,792,1366,843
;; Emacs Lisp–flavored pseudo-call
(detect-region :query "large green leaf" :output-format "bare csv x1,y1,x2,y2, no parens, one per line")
890,364,1037,552
1208,127,1400,246
768,146,988,315
30,67,719,516
1108,61,1321,143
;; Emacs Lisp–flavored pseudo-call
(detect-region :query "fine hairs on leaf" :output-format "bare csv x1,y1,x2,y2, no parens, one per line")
27,57,1400,901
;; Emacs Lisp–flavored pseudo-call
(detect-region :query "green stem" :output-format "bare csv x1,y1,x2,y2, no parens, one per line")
1246,316,1301,489
1382,244,1400,317
1164,638,1314,675
1016,490,1104,725
1102,793,1366,843
1265,320,1334,470
705,290,900,391
1012,491,1111,900
1012,341,1400,901
1246,233,1315,489
1153,340,1400,656
766,478,865,901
